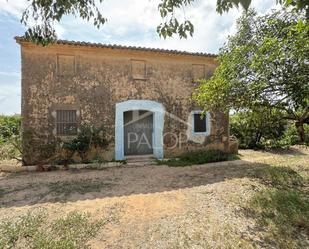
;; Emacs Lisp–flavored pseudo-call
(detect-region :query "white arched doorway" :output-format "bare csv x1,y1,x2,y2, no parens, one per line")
115,100,165,160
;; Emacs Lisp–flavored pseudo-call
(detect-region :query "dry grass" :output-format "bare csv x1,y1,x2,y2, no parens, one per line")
0,146,308,248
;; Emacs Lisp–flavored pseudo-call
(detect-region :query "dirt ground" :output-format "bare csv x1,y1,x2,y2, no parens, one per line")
0,147,308,248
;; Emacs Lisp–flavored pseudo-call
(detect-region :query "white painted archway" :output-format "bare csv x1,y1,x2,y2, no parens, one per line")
115,100,165,160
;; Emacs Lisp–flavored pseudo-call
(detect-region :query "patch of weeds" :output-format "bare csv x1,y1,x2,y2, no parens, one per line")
89,155,107,164
247,188,309,248
210,224,255,249
143,210,253,249
85,164,106,170
0,211,46,248
0,210,109,249
157,150,239,167
111,159,127,164
251,166,304,188
48,179,113,196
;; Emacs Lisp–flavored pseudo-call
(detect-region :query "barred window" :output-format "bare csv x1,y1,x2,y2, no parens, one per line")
56,110,77,135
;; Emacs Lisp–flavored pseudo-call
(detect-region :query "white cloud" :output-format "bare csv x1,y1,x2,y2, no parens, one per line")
0,0,278,52
0,0,66,38
0,0,278,114
0,0,28,18
57,0,278,53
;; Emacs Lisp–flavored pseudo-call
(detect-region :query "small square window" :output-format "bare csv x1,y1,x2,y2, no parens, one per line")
57,54,75,76
131,60,146,79
194,113,206,133
56,110,77,135
192,64,205,82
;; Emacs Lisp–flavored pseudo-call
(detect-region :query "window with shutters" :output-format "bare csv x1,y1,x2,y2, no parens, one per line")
56,110,78,135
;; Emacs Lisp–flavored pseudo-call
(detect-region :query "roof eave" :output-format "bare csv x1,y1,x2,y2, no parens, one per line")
14,36,218,58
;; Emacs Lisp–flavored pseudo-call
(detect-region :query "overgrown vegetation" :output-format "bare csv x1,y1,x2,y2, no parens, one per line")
0,118,111,165
0,115,21,160
194,9,309,143
231,109,309,149
58,124,109,164
246,163,309,248
0,211,110,249
230,108,287,149
158,150,238,167
249,189,308,248
252,166,304,188
0,115,21,143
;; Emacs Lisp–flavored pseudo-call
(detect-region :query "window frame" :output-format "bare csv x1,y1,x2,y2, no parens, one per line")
56,54,76,77
192,64,205,83
51,105,80,137
191,110,210,136
131,59,147,80
55,110,78,136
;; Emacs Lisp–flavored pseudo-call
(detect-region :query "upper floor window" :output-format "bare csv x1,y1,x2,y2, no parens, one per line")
57,54,75,76
192,64,205,82
56,110,78,135
131,59,146,80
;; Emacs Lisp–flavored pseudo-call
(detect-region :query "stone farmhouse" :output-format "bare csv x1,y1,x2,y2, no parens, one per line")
15,37,235,165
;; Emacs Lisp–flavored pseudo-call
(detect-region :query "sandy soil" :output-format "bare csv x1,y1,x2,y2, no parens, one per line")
0,147,308,248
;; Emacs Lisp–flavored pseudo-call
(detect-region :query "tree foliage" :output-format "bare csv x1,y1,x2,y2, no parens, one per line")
21,0,107,45
17,0,309,44
0,115,21,143
194,9,309,142
230,108,287,148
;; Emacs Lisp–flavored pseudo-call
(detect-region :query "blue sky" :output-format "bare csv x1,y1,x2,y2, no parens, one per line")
0,0,277,115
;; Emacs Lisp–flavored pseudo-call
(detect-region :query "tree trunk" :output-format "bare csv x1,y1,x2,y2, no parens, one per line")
295,121,305,143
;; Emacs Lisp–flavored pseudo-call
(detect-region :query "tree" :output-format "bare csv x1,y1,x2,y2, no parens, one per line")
193,9,309,142
230,108,287,148
17,0,309,44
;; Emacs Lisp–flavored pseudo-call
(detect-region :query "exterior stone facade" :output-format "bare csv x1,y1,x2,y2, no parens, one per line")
16,38,232,165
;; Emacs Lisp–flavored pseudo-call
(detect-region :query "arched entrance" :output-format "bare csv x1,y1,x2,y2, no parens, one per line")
115,100,165,160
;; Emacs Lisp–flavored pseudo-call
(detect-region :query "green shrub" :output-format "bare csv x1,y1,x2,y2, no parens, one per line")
230,109,287,149
279,123,309,146
231,108,309,149
0,115,22,160
61,124,109,163
158,150,238,167
0,140,21,160
0,115,21,143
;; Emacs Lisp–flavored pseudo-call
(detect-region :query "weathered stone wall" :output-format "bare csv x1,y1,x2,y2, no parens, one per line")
19,42,229,165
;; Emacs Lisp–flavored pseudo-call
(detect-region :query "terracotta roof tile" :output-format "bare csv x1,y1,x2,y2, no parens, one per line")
15,36,217,58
